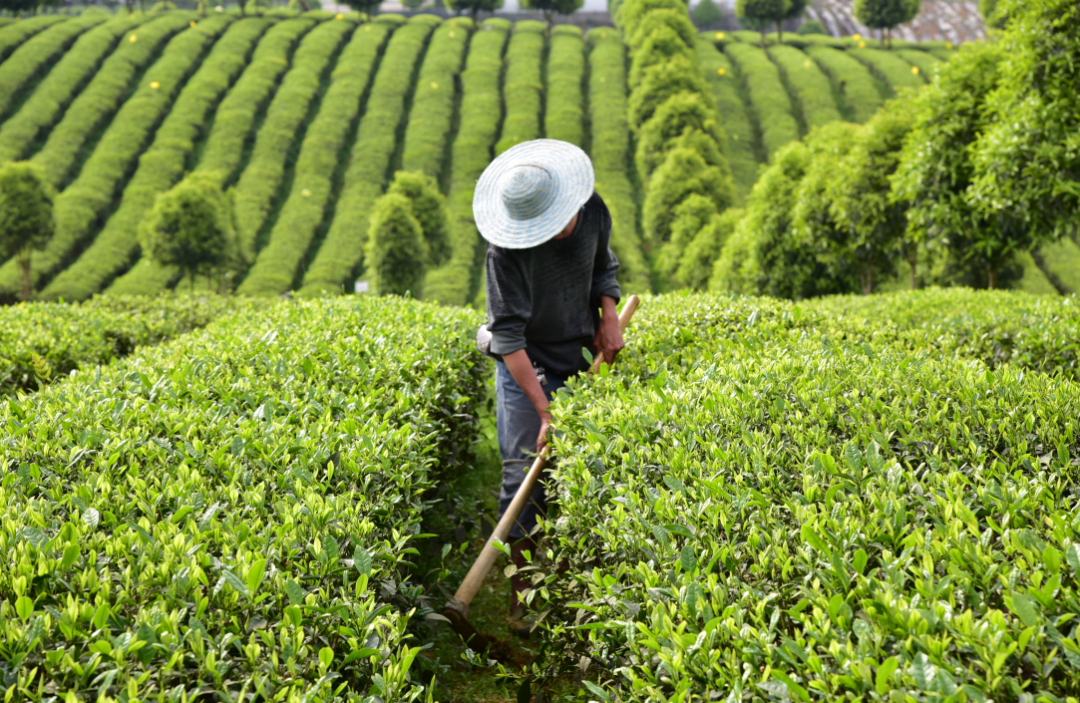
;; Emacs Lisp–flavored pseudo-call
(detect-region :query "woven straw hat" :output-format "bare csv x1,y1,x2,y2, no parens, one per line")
473,139,595,249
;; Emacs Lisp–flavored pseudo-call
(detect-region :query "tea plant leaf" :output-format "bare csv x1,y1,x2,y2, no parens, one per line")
768,670,810,703
60,544,80,571
318,647,334,668
246,559,267,595
1068,544,1080,573
15,596,33,621
353,547,372,576
910,653,935,690
876,657,898,695
582,681,610,703
1008,592,1040,628
222,568,250,599
680,545,697,573
853,548,868,575
800,523,831,557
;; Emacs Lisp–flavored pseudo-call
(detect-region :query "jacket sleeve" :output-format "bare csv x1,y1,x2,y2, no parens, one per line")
589,194,622,308
486,243,532,355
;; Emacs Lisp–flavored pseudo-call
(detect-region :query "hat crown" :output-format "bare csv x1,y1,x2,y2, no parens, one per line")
499,165,556,221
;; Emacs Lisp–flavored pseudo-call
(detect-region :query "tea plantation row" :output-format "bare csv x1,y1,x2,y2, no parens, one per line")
530,289,1080,701
0,296,485,701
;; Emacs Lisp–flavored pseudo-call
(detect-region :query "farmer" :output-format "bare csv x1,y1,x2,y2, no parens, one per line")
473,139,624,636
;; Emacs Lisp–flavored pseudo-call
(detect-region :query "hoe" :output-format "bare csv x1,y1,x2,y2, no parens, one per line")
443,294,641,655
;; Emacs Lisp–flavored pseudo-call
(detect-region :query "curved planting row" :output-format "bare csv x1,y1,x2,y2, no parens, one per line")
544,25,584,147
295,16,438,296
539,292,1080,702
231,18,355,261
697,38,760,204
849,47,925,92
725,41,800,162
0,296,485,701
586,29,650,294
494,20,544,156
806,44,883,123
106,16,321,296
0,15,230,303
895,48,943,78
423,20,508,306
26,13,194,189
767,43,843,132
400,17,472,180
0,14,106,123
0,15,67,64
0,15,143,164
239,17,402,297
41,18,272,303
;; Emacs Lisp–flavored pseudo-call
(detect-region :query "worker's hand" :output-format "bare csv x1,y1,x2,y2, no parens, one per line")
593,314,625,366
537,409,552,454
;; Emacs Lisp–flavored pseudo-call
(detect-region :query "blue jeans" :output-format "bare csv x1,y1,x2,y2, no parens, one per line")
495,361,568,539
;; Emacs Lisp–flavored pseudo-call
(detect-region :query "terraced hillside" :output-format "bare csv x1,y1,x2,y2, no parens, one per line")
3,13,1073,300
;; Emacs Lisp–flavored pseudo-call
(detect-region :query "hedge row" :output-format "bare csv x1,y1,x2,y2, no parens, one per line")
895,47,943,78
0,14,67,64
848,47,926,92
493,21,544,156
27,13,193,189
725,41,800,161
767,44,843,132
422,20,508,306
539,291,1080,702
295,16,438,296
0,15,142,164
805,44,883,123
400,17,472,180
0,296,486,701
0,15,229,303
239,18,402,297
42,18,271,302
231,18,355,261
544,25,584,147
0,294,244,396
697,38,759,204
0,14,105,123
586,29,650,295
106,16,321,296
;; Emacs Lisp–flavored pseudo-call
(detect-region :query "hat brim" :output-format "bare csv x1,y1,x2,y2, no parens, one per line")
473,139,595,249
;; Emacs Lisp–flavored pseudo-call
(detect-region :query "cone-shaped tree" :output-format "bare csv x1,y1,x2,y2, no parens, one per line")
386,171,452,267
0,162,54,302
365,193,428,298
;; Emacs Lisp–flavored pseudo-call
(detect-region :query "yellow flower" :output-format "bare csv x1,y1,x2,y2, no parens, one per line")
302,189,311,197
858,41,866,48
718,68,725,75
150,81,160,89
803,59,811,68
129,34,138,42
190,20,196,27
946,42,953,49
911,65,919,74
431,81,438,89
449,30,455,37
715,31,724,40
336,12,343,18
365,25,371,31
853,33,861,39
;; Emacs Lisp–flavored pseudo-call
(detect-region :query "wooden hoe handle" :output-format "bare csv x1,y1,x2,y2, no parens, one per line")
446,295,641,618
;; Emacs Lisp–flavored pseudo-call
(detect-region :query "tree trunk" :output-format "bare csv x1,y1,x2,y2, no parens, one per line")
299,0,310,10
886,27,892,49
907,246,918,290
988,262,997,289
19,254,31,303
775,20,782,45
760,29,766,48
861,264,873,295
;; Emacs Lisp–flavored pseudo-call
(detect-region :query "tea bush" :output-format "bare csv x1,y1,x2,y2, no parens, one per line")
41,17,270,303
767,44,843,131
804,45,882,123
237,17,398,297
894,47,942,78
0,295,485,701
0,294,243,396
849,47,926,92
423,19,508,306
545,25,585,147
106,17,322,296
0,15,67,64
536,290,1080,702
697,37,760,205
297,16,438,297
401,18,472,179
493,21,544,155
230,18,355,262
725,41,800,161
0,14,105,123
0,16,231,305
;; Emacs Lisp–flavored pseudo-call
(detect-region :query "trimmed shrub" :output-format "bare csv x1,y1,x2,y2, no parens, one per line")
237,18,407,297
0,14,105,124
107,16,321,296
386,170,451,266
676,205,741,288
627,23,697,89
697,37,760,204
27,13,194,188
805,44,883,123
0,15,231,304
39,17,265,303
230,18,357,262
767,43,843,130
401,17,472,178
848,46,925,91
643,147,732,247
0,162,54,302
586,28,651,294
656,192,714,283
422,20,507,306
544,25,585,147
364,192,427,297
635,91,729,181
0,15,141,164
626,6,696,53
617,0,684,38
0,15,67,65
725,40,799,160
627,53,709,131
493,25,544,155
295,17,436,296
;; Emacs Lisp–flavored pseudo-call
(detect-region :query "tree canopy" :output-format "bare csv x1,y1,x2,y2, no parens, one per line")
0,162,54,302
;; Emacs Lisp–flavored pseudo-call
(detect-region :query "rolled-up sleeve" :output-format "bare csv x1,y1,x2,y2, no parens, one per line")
590,197,621,307
486,244,531,355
